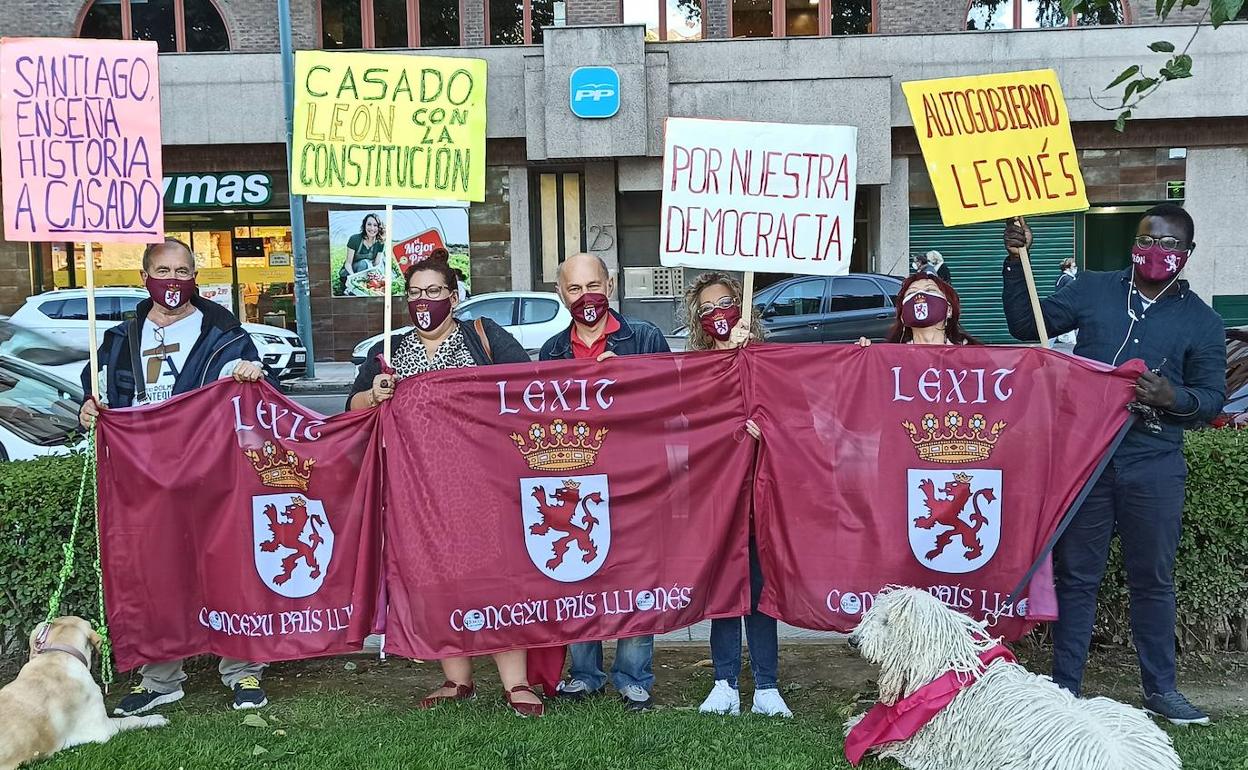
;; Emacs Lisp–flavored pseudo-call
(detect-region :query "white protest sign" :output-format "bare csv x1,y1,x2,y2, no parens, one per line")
660,118,857,276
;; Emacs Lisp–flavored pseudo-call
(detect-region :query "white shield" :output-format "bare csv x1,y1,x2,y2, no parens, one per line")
165,288,181,306
584,305,598,323
913,297,929,321
252,493,335,598
713,318,729,336
520,475,610,582
906,469,1001,574
417,311,431,328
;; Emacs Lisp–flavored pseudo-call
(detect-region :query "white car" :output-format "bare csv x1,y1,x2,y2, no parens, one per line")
9,288,308,381
351,291,572,365
0,354,84,461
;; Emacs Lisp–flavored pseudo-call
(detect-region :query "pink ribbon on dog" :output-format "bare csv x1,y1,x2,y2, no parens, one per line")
844,644,1017,766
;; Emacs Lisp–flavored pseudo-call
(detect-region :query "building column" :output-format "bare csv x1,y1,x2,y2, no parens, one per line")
1185,146,1248,303
463,0,486,45
509,166,532,291
876,156,911,276
583,161,620,304
565,0,623,25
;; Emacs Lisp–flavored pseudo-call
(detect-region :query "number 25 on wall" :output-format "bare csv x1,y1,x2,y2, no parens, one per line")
589,224,614,252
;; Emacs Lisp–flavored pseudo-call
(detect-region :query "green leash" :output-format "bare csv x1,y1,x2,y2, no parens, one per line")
43,426,114,688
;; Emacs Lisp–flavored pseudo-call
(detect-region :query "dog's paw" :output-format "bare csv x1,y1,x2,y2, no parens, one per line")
144,714,170,729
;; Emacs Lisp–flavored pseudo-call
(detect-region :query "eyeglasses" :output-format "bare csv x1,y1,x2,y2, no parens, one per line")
407,286,451,300
697,296,737,317
1134,235,1187,253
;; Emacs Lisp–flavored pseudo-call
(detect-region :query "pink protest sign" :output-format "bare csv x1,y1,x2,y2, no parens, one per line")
1,38,164,243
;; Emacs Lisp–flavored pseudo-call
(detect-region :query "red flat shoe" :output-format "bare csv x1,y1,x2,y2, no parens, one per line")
417,680,475,710
505,685,545,718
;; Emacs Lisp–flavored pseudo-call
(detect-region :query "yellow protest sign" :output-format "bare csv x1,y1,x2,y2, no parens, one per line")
292,51,487,202
902,69,1088,227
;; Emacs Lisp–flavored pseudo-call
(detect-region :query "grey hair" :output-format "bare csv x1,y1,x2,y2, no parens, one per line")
142,237,195,273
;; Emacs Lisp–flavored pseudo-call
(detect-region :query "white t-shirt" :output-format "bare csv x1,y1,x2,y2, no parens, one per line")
133,310,240,404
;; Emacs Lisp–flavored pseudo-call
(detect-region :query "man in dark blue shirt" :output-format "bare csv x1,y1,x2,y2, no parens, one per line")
1002,204,1225,725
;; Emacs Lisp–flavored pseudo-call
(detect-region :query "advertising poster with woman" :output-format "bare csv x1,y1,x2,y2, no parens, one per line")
330,208,470,297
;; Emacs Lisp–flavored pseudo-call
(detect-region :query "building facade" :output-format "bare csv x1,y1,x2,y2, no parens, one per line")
2,0,1247,357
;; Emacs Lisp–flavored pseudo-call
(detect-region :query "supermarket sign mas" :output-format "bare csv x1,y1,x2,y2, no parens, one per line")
163,172,273,210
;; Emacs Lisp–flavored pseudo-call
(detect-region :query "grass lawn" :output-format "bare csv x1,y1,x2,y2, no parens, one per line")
35,645,1248,770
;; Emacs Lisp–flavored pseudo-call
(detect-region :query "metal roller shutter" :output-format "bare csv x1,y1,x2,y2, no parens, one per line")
909,209,1079,343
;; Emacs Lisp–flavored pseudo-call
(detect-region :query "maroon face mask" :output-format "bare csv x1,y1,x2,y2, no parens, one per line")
901,292,948,329
145,276,196,310
408,297,453,332
700,305,742,342
570,293,610,327
1131,244,1190,283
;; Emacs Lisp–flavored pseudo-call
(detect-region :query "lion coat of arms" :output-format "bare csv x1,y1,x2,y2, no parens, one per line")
520,475,611,582
906,469,1001,575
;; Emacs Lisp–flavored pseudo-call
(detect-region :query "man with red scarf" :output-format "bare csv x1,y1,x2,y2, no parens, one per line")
537,253,670,712
1002,204,1225,725
78,237,273,716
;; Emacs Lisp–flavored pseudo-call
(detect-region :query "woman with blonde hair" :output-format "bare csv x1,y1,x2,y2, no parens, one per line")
683,272,791,718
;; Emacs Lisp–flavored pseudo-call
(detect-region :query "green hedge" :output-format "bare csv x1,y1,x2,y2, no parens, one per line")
2,432,1246,663
0,453,99,660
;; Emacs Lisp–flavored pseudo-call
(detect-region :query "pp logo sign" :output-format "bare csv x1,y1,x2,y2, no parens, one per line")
569,67,620,119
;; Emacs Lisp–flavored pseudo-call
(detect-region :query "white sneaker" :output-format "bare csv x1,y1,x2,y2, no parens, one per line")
751,688,793,718
698,679,740,716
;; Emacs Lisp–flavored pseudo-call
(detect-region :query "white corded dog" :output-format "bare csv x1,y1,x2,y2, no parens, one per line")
844,587,1180,770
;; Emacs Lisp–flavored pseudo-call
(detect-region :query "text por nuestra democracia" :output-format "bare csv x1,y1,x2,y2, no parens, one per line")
7,53,160,236
299,65,478,195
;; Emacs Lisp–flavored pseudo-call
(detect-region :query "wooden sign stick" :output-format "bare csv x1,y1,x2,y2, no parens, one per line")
1014,217,1051,348
382,204,395,365
85,242,100,401
740,271,756,327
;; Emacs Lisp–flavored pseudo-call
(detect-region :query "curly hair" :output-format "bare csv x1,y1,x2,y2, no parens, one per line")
682,272,766,351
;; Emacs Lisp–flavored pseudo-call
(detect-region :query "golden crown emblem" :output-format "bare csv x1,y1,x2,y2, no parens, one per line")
245,440,315,491
901,411,1006,464
510,419,608,472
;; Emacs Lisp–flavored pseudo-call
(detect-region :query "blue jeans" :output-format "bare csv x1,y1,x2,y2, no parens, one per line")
710,538,779,689
1052,452,1185,696
569,635,655,693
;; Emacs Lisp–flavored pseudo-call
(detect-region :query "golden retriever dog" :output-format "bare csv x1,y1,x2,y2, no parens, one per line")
0,617,167,770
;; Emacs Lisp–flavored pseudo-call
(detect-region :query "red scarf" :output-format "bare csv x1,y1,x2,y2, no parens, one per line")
844,644,1016,766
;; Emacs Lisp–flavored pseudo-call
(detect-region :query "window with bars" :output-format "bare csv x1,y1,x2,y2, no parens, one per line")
78,0,230,52
320,0,462,48
530,170,586,286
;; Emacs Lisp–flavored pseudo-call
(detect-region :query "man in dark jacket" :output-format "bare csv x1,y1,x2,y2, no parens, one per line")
539,253,669,712
78,237,272,716
1002,204,1225,725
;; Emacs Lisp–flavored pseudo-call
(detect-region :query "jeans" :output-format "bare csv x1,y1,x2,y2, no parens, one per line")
568,635,655,693
1052,451,1185,696
140,658,266,693
710,538,779,689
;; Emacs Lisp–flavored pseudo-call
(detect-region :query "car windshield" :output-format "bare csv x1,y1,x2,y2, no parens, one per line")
0,360,82,446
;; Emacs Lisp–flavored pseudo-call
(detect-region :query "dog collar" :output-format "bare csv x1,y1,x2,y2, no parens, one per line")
844,643,1016,766
37,644,91,670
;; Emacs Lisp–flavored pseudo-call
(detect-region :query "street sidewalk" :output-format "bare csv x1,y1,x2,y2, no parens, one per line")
283,361,358,394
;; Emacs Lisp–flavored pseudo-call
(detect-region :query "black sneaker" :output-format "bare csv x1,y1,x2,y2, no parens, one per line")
556,679,605,702
619,684,653,712
114,685,184,716
1143,690,1210,726
232,676,269,710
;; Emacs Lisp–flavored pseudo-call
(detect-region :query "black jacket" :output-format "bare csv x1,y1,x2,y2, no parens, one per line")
538,311,670,360
347,318,527,409
83,295,267,407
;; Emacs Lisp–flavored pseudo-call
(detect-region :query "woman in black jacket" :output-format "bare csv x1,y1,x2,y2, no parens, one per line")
346,259,543,717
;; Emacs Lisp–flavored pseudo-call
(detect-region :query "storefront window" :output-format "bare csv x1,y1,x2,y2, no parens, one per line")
731,0,870,37
966,0,1129,29
320,0,461,48
54,213,294,326
76,0,230,51
623,0,704,41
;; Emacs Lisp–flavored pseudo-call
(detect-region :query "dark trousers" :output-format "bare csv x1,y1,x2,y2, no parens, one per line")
710,538,779,690
1052,451,1185,696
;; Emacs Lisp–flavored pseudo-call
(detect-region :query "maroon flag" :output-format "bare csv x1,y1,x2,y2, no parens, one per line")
380,353,754,659
749,345,1143,641
97,381,382,671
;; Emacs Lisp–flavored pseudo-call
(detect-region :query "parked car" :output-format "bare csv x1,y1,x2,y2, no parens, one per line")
0,354,84,461
1213,327,1248,428
351,291,572,365
670,273,905,347
9,288,308,380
